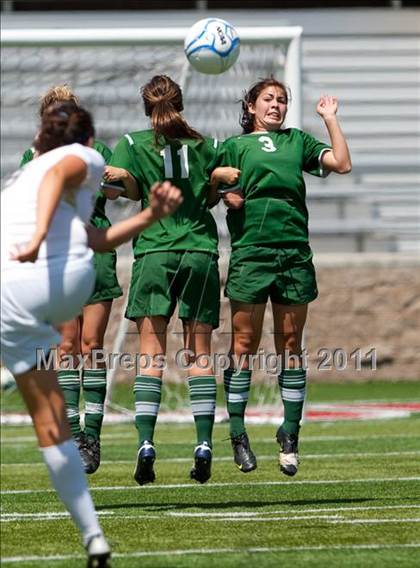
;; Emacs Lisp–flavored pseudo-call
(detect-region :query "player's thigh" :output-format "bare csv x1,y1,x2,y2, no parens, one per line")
178,252,220,329
183,320,213,354
57,317,81,358
272,302,308,355
81,301,113,349
230,300,266,355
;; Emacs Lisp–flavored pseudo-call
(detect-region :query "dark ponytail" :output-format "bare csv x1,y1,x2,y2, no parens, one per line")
142,75,202,145
34,101,95,155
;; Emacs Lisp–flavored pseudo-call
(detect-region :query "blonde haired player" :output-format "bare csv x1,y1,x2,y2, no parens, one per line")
20,85,123,474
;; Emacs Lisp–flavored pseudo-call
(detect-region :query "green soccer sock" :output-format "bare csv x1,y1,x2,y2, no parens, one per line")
82,368,107,440
57,369,81,436
133,375,162,446
188,375,217,448
223,368,252,438
278,368,307,435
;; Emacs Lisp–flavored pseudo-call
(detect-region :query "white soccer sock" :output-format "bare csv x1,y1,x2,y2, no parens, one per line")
41,439,103,546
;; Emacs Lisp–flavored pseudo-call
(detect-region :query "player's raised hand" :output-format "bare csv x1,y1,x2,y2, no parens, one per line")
317,95,338,119
149,181,183,219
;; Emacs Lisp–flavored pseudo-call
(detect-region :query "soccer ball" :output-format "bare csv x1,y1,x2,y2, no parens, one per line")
184,18,240,75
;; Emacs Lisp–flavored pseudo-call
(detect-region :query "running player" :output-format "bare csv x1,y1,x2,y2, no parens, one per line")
1,102,181,566
20,85,123,474
217,78,351,476
105,74,238,485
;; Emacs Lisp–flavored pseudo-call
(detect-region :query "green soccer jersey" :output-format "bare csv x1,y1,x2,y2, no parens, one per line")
19,139,112,226
218,128,331,249
109,130,219,256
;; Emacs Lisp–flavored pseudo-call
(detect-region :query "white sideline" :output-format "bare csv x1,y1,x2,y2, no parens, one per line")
2,449,420,468
2,476,420,495
3,504,420,523
2,543,420,564
1,505,420,523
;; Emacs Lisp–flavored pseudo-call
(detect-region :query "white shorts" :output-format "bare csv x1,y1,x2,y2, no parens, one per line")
1,259,95,376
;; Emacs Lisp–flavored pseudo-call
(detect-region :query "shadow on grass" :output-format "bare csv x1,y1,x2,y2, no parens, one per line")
97,497,375,512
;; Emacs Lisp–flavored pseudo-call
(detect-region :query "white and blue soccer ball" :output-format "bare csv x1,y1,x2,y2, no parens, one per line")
184,18,240,75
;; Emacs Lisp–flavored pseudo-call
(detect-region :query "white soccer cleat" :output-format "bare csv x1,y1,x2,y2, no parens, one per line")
86,534,111,568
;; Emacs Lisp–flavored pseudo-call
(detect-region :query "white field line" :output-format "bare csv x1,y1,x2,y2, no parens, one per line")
2,543,420,564
3,504,420,523
2,432,420,445
2,449,420,468
2,476,420,496
167,504,420,517
209,517,420,524
0,513,341,523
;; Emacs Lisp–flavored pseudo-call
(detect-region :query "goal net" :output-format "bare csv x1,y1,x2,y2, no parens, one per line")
1,25,302,424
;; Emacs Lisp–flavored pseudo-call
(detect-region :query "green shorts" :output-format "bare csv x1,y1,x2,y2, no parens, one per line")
126,251,220,328
226,245,318,305
87,250,123,305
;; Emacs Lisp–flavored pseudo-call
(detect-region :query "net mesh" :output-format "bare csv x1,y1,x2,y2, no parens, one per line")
1,38,290,421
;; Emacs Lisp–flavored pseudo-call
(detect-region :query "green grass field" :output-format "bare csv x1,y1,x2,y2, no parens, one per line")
1,382,420,567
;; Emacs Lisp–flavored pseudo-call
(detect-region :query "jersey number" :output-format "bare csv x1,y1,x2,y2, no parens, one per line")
258,136,277,153
160,145,189,179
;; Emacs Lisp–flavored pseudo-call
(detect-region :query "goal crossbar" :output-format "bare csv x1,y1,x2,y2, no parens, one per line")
1,26,303,128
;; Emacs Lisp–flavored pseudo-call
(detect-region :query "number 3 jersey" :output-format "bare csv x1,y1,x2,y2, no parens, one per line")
109,130,219,257
218,129,331,249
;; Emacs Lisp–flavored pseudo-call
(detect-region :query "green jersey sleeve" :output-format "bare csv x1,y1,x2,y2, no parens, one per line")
109,135,145,199
20,148,35,167
300,130,331,178
93,140,112,164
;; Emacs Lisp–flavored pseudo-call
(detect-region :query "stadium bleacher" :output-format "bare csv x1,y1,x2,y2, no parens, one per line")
1,8,419,253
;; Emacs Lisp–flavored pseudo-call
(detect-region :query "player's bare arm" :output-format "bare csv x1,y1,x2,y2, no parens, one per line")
103,165,141,200
210,166,244,209
87,181,182,252
317,95,352,175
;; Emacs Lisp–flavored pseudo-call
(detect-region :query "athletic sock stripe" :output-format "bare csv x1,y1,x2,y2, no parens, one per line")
66,408,79,418
228,392,249,403
135,401,160,415
85,402,104,414
281,387,306,401
191,402,216,413
57,375,80,381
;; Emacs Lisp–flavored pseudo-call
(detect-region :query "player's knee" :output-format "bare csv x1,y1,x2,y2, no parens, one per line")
283,332,302,356
59,338,79,357
81,336,102,356
234,333,258,357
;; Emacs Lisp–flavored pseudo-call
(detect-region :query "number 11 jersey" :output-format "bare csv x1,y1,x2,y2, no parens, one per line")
110,130,219,257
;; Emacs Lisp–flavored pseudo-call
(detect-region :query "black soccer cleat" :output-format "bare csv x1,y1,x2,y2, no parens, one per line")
74,432,93,474
133,441,156,486
276,426,299,477
85,533,111,568
84,436,101,475
190,442,212,484
231,432,257,473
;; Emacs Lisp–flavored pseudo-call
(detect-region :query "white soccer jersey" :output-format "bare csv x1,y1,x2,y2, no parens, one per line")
1,143,105,277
